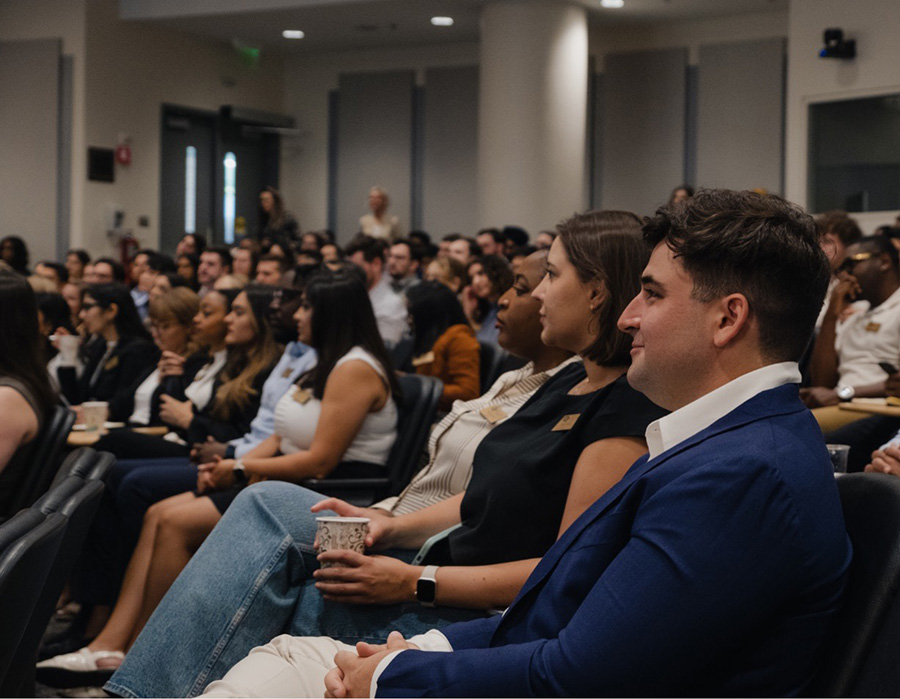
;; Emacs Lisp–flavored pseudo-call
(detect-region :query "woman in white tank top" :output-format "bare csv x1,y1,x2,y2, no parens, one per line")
37,267,401,676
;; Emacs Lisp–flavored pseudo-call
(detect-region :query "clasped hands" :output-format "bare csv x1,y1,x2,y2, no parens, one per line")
324,631,419,698
310,498,423,605
867,444,900,476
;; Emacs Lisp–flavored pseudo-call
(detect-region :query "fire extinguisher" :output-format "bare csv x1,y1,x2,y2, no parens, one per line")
119,231,139,281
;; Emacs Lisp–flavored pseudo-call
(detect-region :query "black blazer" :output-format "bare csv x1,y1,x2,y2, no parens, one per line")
57,335,159,417
183,357,278,445
116,352,209,426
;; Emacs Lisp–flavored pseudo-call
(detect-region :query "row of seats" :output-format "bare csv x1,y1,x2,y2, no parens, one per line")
0,448,113,696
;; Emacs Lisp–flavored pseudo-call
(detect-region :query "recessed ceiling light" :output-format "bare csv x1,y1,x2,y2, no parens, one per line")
282,29,305,39
600,0,624,7
431,16,454,27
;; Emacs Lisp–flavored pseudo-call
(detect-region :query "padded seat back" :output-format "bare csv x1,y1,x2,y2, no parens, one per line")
0,510,67,684
478,342,508,394
386,374,443,496
806,473,900,697
2,475,106,696
3,405,76,517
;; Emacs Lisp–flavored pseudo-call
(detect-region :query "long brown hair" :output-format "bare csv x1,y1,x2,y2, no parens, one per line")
211,286,281,420
0,271,56,416
556,210,647,367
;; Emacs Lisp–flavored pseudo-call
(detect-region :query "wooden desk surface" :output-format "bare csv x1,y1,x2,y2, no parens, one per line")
838,399,900,418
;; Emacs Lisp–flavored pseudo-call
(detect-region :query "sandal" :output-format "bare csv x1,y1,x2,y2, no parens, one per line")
36,646,124,688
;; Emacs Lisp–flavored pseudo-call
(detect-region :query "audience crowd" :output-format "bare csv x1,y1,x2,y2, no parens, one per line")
0,182,895,696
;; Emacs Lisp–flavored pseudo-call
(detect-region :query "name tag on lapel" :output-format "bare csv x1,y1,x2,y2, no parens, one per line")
552,414,580,432
292,387,312,404
865,322,882,332
411,351,435,367
104,356,119,371
282,368,294,379
480,405,508,424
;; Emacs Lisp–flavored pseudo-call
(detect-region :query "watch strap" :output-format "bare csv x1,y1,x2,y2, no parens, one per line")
416,565,439,607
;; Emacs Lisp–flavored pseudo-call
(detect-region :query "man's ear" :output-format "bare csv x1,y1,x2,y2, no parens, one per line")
711,293,750,348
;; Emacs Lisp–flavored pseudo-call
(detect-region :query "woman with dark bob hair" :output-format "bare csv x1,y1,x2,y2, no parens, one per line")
0,272,58,517
38,266,400,682
406,280,480,411
54,283,158,415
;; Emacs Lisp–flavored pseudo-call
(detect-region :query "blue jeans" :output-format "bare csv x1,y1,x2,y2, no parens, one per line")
106,481,482,698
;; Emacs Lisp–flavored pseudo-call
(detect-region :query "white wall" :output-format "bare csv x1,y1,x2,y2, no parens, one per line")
0,0,86,253
786,0,900,229
590,9,788,67
281,42,478,233
81,0,287,255
282,10,790,236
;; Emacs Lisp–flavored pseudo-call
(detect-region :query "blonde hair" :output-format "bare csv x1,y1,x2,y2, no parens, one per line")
214,274,248,290
149,287,201,355
28,275,58,293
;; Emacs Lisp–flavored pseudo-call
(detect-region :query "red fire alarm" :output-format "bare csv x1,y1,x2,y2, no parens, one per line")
115,134,132,166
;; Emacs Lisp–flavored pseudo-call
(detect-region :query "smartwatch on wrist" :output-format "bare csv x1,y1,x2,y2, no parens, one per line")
416,565,439,607
232,459,248,485
836,384,855,402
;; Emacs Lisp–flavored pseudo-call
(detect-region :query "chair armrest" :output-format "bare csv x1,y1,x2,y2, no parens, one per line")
301,477,390,491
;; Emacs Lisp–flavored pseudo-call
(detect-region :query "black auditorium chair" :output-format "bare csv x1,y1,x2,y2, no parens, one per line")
303,375,443,506
0,510,67,686
2,404,76,519
2,471,107,696
805,473,900,697
478,342,505,394
51,446,115,487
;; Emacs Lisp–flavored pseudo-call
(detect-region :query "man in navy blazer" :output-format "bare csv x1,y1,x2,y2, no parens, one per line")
204,190,852,697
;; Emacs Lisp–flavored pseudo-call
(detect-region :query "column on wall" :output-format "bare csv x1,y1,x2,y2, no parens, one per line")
477,0,588,234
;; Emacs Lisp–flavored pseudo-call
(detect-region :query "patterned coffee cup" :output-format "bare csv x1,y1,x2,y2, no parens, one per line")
315,516,370,568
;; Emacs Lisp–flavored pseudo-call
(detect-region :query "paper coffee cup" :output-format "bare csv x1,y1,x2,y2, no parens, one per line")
58,335,80,366
315,516,370,568
82,401,109,432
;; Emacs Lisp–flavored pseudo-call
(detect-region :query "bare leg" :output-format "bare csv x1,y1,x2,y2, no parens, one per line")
127,495,221,648
87,492,199,658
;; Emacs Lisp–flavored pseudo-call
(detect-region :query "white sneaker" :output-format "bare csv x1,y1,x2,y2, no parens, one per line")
36,646,124,688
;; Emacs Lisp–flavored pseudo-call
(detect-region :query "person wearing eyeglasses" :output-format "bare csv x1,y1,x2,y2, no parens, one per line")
814,211,863,331
803,234,900,432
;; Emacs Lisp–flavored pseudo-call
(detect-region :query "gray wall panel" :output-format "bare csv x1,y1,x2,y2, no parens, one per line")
697,38,786,194
422,66,478,237
600,49,686,217
0,39,60,264
335,71,414,241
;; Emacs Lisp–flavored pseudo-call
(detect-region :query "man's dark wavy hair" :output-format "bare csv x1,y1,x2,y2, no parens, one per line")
643,188,830,363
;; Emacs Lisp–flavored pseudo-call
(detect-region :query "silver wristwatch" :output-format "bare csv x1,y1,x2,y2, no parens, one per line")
836,384,855,402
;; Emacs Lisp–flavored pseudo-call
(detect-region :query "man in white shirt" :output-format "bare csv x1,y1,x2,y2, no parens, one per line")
201,190,851,698
804,235,900,430
346,235,407,344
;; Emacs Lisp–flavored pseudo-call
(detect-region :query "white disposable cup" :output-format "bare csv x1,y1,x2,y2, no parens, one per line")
82,401,109,432
57,335,80,366
827,443,850,475
315,516,370,568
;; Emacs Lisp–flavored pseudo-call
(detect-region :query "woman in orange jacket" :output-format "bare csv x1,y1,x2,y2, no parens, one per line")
406,280,480,411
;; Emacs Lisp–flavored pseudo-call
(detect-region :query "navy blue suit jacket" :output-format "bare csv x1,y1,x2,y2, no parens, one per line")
376,384,852,697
